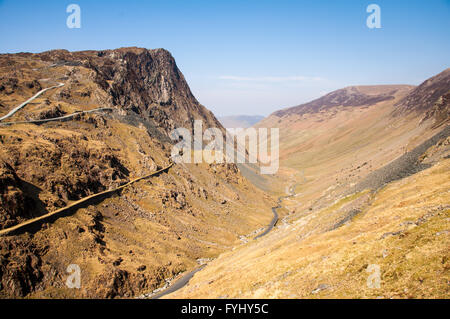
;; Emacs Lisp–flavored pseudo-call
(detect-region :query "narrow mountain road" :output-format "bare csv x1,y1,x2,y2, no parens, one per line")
0,83,64,122
149,265,207,299
254,180,298,239
254,206,279,239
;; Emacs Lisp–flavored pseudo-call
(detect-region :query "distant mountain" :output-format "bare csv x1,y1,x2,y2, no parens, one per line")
218,115,265,129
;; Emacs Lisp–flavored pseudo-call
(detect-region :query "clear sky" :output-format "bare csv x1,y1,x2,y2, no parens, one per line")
0,0,449,116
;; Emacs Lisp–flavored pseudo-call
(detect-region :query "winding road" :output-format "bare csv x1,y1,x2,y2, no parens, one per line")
0,83,64,122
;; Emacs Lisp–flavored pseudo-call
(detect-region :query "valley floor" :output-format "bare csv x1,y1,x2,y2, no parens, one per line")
0,50,448,299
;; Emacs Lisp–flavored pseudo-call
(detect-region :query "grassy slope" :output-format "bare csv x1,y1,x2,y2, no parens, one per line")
167,158,449,299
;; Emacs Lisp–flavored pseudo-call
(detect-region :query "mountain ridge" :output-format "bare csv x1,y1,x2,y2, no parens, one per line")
165,69,450,299
271,85,415,118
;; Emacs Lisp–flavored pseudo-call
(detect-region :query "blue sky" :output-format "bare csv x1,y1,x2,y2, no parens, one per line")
0,0,449,116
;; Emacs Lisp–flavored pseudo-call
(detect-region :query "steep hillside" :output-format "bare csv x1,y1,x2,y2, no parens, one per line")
393,68,450,128
273,85,414,118
0,48,274,298
394,68,450,115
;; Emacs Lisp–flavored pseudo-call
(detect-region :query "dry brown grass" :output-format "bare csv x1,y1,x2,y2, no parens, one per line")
167,158,449,299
